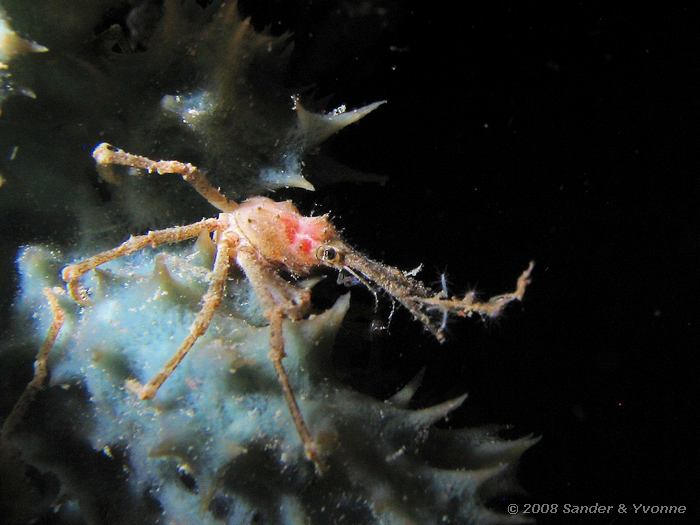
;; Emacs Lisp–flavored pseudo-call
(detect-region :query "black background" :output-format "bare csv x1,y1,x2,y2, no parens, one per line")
238,2,698,523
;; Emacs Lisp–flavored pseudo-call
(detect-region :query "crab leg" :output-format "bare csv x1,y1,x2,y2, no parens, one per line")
268,309,324,471
1,287,65,442
126,232,236,400
62,219,220,304
235,248,323,473
93,143,239,212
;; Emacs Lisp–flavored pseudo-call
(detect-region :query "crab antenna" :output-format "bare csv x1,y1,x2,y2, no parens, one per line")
343,265,380,311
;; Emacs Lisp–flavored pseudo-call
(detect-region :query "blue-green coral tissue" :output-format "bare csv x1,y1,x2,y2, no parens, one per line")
11,243,537,525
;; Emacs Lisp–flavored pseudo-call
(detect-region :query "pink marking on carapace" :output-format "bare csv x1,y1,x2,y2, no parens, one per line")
299,238,312,254
280,215,300,245
281,214,327,257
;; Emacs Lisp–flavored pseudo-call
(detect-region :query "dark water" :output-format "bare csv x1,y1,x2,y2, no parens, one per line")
264,2,697,523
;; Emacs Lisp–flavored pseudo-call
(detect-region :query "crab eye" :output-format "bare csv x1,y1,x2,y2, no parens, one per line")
316,245,340,263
